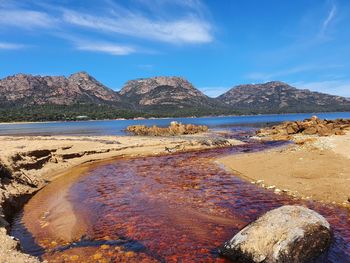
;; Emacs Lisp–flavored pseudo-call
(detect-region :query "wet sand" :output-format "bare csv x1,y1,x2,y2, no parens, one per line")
218,132,350,206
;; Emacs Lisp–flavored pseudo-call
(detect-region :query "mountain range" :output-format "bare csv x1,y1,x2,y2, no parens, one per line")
0,72,349,121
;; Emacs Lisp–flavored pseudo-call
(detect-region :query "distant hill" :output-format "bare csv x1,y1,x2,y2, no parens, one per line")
217,81,350,114
0,72,137,122
119,76,227,115
0,73,349,122
0,72,124,107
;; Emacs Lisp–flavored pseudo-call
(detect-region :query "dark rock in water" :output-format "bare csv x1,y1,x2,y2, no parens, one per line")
219,205,332,263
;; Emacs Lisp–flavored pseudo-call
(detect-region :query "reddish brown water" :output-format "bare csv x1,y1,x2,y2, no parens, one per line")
12,141,350,262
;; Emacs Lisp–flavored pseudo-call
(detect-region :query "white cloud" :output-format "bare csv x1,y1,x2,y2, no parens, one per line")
136,0,203,9
0,42,27,50
75,41,135,56
293,80,350,98
62,9,212,44
0,0,213,57
0,9,57,29
321,4,337,34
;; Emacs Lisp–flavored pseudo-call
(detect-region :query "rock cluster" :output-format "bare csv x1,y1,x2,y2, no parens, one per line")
126,121,208,136
219,205,332,263
257,116,350,137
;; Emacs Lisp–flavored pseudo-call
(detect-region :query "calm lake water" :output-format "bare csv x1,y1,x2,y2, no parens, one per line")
1,112,350,136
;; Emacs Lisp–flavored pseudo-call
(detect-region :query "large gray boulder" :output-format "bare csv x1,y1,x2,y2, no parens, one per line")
219,205,332,263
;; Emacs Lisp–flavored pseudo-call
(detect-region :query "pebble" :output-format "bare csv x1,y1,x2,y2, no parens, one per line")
125,251,136,257
70,255,79,261
100,244,110,250
50,241,57,246
115,246,124,252
93,253,102,260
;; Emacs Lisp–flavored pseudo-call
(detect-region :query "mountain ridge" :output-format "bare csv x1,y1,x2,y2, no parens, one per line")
217,81,350,113
0,71,124,107
1,72,350,121
119,76,226,112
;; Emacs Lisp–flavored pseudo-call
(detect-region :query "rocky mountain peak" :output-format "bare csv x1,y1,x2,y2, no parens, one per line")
263,81,290,87
217,81,350,113
233,81,292,91
119,76,220,108
120,76,199,96
0,72,122,106
12,73,31,79
68,71,92,82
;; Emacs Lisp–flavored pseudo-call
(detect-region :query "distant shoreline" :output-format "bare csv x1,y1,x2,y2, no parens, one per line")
1,111,350,126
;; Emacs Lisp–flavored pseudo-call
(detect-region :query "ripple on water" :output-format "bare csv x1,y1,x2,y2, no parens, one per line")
11,141,350,262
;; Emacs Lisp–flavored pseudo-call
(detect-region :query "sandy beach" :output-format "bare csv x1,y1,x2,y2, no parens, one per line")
218,132,350,206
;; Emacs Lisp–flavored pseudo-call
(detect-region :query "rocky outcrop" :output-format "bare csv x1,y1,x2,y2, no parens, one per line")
126,121,209,136
219,205,332,263
217,81,350,113
257,116,350,137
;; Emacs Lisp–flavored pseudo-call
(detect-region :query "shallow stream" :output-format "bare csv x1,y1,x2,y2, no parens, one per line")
11,140,350,262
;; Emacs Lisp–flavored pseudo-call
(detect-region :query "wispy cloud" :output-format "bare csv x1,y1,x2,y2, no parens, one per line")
0,9,57,29
63,9,212,44
75,41,135,56
0,0,213,56
255,1,343,66
321,4,337,35
293,80,350,98
0,42,27,50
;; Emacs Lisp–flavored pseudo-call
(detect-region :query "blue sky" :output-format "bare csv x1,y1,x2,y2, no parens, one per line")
0,0,350,97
